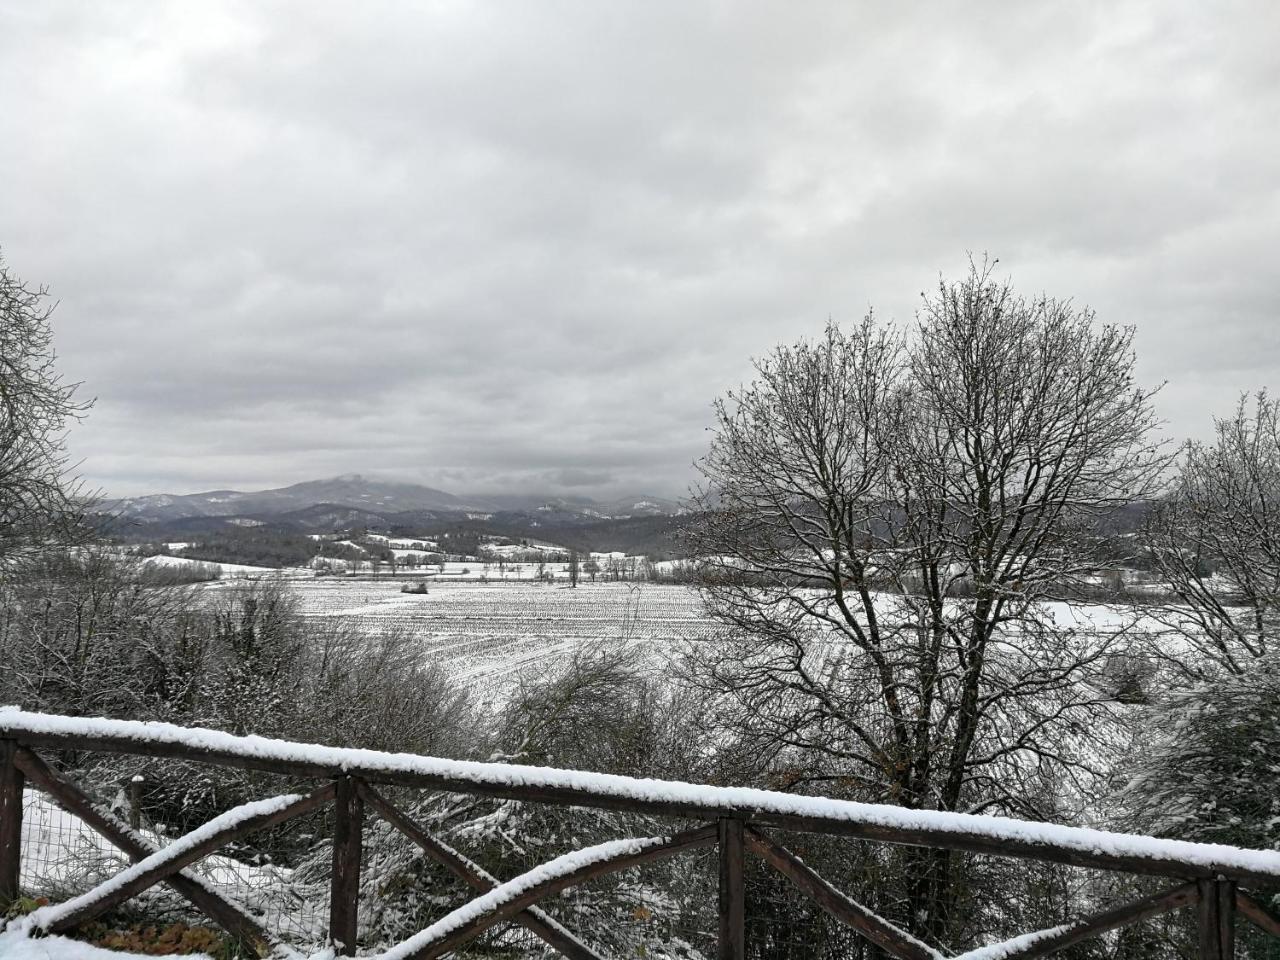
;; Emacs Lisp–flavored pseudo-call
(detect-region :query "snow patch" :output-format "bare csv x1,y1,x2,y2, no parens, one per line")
0,929,212,960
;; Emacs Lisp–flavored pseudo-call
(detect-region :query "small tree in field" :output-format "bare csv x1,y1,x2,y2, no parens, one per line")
0,254,92,561
683,260,1167,941
568,548,580,587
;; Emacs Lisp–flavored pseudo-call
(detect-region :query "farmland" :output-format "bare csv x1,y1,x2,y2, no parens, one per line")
239,579,724,701
201,577,1156,706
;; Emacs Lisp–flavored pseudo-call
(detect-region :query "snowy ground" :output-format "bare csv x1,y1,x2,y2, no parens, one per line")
279,580,721,703
0,930,212,960
312,556,646,579
139,555,313,579
20,788,264,893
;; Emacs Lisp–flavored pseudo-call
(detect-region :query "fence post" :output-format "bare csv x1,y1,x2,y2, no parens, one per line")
1198,877,1237,960
128,775,144,831
330,775,363,955
718,817,745,960
1,739,23,906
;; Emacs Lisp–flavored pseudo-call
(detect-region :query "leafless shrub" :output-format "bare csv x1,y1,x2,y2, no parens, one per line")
1143,392,1280,678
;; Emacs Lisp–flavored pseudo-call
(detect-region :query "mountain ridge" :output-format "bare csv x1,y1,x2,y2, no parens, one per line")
100,474,685,524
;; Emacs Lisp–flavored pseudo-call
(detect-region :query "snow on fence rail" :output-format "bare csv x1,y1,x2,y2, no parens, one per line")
1,708,1278,960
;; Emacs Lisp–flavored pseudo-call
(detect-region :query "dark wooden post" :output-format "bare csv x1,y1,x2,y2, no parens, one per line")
330,775,363,955
128,775,144,830
719,817,745,960
0,739,23,906
1199,877,1237,960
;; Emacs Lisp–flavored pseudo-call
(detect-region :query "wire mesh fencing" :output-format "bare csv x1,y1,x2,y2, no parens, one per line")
18,764,332,948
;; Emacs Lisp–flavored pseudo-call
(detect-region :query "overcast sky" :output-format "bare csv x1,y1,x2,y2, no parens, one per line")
2,2,1277,499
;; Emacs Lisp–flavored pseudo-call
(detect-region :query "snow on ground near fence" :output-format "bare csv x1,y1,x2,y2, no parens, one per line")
5,707,1280,879
0,929,214,960
19,787,127,893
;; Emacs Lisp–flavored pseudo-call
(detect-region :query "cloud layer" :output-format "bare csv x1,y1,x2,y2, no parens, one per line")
2,1,1277,497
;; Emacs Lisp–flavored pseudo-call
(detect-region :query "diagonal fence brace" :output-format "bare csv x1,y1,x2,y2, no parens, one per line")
14,746,303,955
358,781,607,960
744,826,939,960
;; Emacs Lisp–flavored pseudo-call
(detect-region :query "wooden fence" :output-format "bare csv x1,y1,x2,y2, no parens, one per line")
1,710,1279,959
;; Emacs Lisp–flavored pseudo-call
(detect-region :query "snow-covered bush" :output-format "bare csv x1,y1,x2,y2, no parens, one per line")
0,548,208,719
1122,663,1280,852
1117,660,1280,958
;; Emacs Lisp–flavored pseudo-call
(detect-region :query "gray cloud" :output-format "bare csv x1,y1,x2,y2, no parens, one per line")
1,0,1277,498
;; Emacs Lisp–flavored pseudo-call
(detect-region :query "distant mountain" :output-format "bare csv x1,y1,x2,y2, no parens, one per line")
99,474,685,526
104,474,491,522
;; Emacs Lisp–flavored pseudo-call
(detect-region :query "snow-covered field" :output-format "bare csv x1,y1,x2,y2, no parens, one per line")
140,555,312,579
196,577,1160,705
276,580,721,699
0,930,202,960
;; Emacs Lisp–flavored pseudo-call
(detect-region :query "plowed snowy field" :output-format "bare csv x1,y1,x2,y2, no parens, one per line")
270,580,723,697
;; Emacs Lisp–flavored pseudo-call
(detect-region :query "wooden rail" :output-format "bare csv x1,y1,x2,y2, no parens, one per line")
2,711,1280,959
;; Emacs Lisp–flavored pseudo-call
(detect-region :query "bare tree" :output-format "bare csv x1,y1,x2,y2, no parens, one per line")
568,548,580,587
1143,392,1280,677
682,260,1167,940
0,255,93,561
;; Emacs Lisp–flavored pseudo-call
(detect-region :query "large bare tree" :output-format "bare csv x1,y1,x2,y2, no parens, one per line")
683,260,1167,940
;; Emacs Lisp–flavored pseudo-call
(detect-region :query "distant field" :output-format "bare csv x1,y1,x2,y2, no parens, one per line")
265,579,723,702
201,577,1159,709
